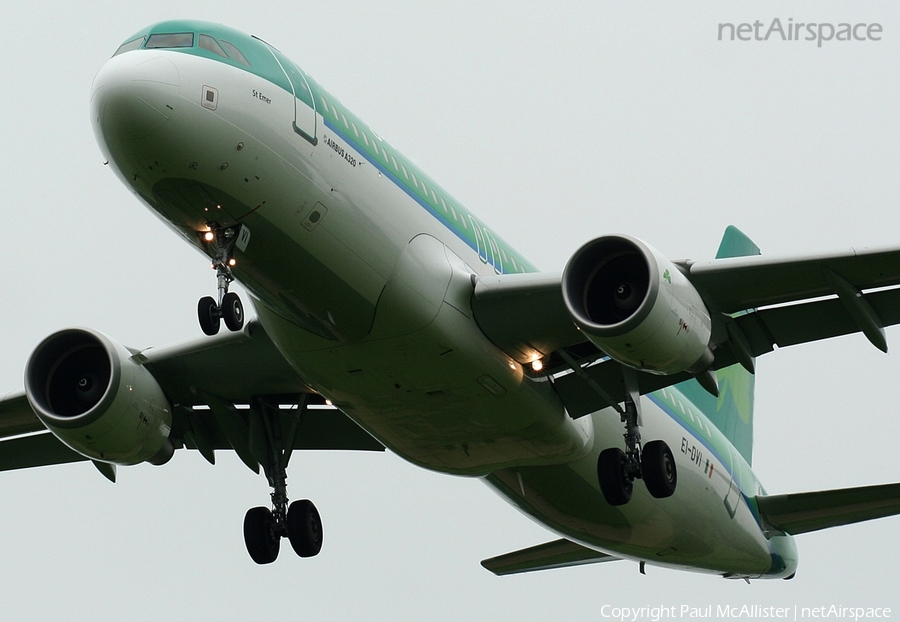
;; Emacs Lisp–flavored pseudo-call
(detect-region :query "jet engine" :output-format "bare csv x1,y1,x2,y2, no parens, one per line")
25,328,174,466
562,235,713,375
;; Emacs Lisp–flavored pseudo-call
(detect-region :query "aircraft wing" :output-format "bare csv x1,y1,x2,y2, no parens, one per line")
472,243,900,417
0,320,383,474
685,245,900,312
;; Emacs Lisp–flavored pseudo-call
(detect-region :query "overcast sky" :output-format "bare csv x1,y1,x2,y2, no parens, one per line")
3,1,900,619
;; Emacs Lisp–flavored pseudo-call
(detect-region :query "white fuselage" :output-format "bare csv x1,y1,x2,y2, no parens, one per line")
90,47,797,579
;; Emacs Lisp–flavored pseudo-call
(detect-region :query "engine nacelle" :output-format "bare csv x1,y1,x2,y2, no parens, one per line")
562,235,713,375
25,328,174,466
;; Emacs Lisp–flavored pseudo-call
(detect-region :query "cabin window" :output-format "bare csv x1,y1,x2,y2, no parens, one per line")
199,35,227,58
146,33,194,49
220,40,250,66
341,113,350,129
439,197,448,212
400,163,409,179
351,122,360,137
390,155,399,170
113,37,144,56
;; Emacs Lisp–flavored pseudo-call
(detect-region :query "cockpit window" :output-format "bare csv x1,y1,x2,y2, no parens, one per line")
219,40,251,67
146,33,194,49
113,36,144,57
199,34,227,58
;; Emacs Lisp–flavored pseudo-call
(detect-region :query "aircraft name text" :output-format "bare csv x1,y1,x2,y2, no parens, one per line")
252,89,272,104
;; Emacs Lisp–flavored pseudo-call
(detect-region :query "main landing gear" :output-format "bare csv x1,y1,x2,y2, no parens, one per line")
198,222,245,336
597,372,677,506
243,396,323,564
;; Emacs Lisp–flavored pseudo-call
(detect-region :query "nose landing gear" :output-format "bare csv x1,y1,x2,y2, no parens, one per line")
198,223,245,336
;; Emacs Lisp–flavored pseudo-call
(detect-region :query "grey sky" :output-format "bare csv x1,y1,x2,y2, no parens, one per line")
2,1,899,619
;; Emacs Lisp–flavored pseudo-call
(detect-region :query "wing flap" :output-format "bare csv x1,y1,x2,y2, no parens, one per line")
179,406,384,452
0,432,87,472
757,482,900,535
0,391,43,439
736,288,900,351
481,538,619,576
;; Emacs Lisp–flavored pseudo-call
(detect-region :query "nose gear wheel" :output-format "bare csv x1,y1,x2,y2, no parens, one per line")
197,222,245,335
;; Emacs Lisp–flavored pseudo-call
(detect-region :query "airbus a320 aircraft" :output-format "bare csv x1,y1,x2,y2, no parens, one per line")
3,20,900,579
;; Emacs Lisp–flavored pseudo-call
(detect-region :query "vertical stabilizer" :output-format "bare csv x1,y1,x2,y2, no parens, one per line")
676,226,759,464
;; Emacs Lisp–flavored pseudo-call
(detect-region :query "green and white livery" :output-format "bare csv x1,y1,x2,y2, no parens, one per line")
3,20,900,580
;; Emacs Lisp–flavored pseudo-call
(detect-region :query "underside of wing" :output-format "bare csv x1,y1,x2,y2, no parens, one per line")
481,538,620,576
0,320,383,474
471,230,900,436
686,245,900,313
0,391,43,438
757,483,900,535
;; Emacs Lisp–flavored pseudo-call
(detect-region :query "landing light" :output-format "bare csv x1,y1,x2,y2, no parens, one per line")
324,399,333,406
203,231,215,242
228,259,237,267
531,359,543,372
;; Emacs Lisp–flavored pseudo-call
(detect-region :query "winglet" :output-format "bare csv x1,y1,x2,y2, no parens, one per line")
481,538,619,576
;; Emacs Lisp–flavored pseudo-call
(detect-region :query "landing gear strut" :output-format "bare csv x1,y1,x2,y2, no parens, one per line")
597,370,677,506
242,396,323,564
198,222,245,336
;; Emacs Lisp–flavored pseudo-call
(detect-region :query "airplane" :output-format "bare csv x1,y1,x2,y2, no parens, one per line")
2,19,900,580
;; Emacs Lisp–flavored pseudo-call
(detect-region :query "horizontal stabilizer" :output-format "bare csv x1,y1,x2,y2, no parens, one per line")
757,482,900,535
481,538,619,576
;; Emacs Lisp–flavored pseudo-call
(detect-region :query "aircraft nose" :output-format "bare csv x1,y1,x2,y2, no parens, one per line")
91,52,181,161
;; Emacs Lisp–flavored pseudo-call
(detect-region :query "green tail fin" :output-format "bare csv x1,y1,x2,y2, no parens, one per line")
677,226,759,465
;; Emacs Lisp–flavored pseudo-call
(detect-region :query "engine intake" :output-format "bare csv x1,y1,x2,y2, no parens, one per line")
25,328,174,465
562,235,713,375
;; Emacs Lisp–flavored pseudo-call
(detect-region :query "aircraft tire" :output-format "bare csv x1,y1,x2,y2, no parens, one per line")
287,499,323,558
641,440,677,498
198,296,221,336
597,448,632,506
222,292,244,332
243,506,280,564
